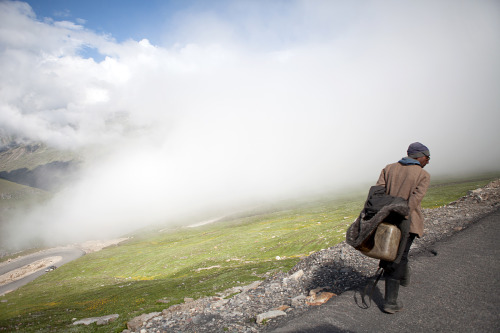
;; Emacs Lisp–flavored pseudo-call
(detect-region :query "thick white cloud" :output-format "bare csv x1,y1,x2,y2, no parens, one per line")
1,0,500,247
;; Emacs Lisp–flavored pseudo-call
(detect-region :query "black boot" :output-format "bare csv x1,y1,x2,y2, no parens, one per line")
384,278,403,314
400,265,411,287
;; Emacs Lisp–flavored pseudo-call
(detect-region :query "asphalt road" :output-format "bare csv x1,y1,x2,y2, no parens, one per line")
0,247,85,295
269,207,500,333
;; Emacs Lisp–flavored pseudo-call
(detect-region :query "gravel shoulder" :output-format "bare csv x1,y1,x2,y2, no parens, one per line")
269,204,500,332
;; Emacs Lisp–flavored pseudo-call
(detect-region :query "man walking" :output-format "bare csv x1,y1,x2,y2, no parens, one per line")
376,142,431,313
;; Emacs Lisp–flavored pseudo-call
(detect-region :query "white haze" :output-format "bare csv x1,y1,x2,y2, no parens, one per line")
1,0,499,248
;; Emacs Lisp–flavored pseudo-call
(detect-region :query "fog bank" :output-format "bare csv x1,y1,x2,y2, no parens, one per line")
1,0,499,248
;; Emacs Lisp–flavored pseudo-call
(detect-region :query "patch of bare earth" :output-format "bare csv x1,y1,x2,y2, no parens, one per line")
0,256,62,286
76,238,129,253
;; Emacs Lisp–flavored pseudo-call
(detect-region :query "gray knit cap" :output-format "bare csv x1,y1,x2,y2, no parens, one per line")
407,142,430,158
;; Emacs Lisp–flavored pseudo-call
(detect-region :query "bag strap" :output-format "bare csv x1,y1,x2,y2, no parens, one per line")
357,267,384,309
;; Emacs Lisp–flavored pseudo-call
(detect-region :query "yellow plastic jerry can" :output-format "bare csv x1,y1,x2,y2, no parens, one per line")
356,222,401,262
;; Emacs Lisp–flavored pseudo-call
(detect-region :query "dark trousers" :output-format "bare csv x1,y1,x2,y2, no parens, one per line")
380,233,416,280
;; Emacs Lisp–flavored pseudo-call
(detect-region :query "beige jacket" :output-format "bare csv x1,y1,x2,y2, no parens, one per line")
376,162,430,237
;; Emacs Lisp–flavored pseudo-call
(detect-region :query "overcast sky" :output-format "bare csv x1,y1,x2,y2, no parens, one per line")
1,0,499,247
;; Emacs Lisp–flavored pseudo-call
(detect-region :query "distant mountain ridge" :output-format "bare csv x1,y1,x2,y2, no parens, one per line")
0,161,78,191
0,136,80,191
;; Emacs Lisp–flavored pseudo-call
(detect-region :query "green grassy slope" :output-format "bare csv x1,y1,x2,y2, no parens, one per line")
0,179,51,257
0,175,498,332
0,143,77,173
0,178,50,211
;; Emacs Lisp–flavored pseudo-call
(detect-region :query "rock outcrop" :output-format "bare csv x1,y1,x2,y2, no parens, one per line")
73,314,119,326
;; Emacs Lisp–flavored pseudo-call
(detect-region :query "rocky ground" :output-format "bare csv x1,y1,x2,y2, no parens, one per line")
119,180,500,333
